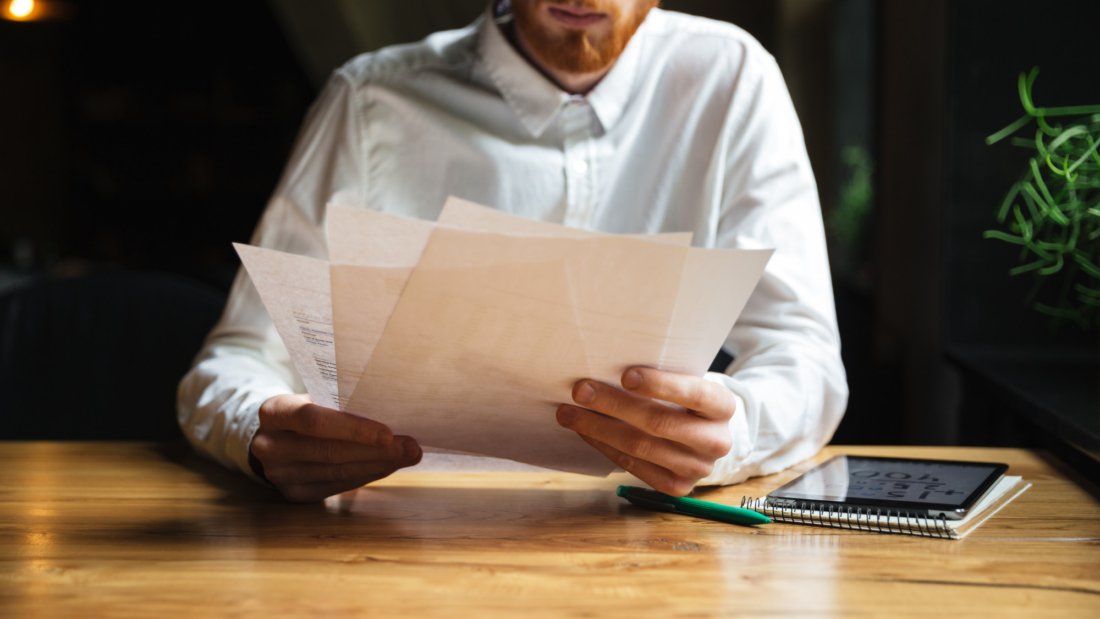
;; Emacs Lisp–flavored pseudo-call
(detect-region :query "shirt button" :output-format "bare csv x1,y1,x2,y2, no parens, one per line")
570,159,588,175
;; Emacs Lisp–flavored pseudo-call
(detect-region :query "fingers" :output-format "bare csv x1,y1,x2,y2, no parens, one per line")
251,430,419,465
261,435,423,503
557,405,716,480
253,395,423,502
266,459,405,490
267,461,402,490
620,367,736,421
578,435,696,497
570,380,733,459
259,394,395,446
562,372,736,489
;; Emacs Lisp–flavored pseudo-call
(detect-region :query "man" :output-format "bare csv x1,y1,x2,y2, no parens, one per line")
178,0,848,502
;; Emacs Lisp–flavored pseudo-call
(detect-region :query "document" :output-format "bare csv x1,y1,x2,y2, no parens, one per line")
236,197,772,475
326,204,434,407
326,198,693,410
437,196,695,245
233,244,340,410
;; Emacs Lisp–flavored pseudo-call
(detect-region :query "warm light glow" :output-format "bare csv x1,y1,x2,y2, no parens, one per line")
9,0,34,19
3,0,76,22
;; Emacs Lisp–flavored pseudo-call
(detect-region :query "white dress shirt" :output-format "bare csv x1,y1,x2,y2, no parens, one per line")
178,7,848,486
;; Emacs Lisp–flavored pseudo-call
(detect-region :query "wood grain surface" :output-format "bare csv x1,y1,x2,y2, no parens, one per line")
0,443,1097,618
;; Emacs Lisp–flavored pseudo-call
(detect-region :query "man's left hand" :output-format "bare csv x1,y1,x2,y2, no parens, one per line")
556,367,736,496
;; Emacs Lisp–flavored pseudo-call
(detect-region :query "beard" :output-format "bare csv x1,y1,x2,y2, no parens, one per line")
512,0,658,75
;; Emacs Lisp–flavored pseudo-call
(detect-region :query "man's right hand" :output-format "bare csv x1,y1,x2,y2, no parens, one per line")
250,394,422,502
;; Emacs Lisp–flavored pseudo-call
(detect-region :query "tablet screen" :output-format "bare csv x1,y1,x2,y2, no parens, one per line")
767,456,1007,515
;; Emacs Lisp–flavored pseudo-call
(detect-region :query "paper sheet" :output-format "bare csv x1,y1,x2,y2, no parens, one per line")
326,198,694,413
234,244,339,409
238,197,772,475
343,226,770,473
326,206,434,407
437,196,694,245
327,203,434,266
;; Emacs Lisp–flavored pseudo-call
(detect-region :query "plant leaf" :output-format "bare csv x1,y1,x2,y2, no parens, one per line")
982,230,1026,245
985,114,1032,145
1009,258,1048,276
1072,251,1100,278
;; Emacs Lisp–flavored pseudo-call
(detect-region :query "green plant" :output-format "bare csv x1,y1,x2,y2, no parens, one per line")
829,144,873,279
984,67,1100,329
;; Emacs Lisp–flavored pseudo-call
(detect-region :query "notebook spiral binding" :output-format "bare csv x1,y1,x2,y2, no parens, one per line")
740,497,953,539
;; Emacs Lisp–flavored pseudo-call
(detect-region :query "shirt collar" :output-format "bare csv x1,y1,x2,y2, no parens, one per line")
476,8,646,138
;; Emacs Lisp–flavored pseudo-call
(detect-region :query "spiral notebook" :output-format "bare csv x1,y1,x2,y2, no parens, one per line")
740,455,1030,539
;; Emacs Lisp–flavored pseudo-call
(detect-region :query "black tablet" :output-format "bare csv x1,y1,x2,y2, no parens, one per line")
765,455,1009,519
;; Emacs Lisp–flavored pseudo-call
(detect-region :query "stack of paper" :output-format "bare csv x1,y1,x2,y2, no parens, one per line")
235,197,772,475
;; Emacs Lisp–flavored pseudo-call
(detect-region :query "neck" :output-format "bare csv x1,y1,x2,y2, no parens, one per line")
506,21,610,95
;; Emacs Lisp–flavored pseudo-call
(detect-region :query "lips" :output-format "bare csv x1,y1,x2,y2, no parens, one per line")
547,4,608,28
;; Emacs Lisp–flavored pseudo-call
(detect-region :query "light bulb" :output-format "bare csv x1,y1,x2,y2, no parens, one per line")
9,0,34,19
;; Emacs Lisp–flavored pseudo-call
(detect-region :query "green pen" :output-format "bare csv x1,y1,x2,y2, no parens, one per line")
616,485,771,526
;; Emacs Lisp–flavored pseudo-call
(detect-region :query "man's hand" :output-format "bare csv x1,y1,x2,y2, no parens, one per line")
251,394,422,502
556,367,736,496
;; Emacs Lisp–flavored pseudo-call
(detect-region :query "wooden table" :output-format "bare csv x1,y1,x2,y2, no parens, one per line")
1,443,1097,617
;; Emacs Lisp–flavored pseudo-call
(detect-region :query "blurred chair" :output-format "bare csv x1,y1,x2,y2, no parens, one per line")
0,270,225,439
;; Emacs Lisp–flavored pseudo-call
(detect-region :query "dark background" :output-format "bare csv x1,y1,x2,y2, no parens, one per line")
1,0,1097,472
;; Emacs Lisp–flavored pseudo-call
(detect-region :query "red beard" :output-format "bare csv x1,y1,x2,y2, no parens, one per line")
512,0,658,74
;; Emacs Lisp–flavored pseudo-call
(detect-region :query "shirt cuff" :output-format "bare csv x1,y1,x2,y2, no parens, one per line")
694,372,754,487
227,399,266,484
